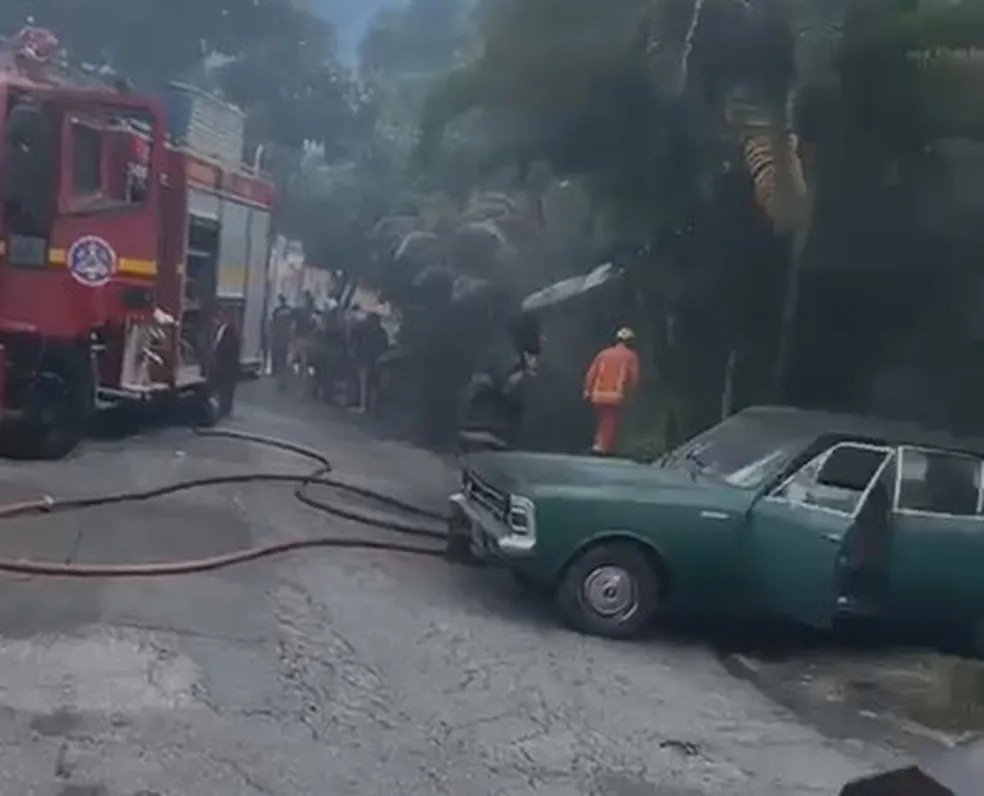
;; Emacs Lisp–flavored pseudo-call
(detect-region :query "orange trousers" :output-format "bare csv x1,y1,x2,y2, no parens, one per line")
592,404,621,454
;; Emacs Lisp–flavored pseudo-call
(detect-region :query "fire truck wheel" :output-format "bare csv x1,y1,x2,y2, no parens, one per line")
24,354,92,460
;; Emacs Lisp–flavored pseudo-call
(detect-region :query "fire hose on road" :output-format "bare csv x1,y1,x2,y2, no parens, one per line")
0,427,452,577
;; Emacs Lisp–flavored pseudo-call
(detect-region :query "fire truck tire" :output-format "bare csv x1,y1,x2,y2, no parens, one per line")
23,350,93,460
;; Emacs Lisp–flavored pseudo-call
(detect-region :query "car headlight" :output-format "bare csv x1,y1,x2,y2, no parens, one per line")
507,495,536,536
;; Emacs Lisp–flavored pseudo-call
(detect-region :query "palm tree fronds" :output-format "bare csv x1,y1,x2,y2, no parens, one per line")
394,231,441,261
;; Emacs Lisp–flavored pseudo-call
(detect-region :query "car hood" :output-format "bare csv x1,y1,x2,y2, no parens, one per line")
462,451,699,494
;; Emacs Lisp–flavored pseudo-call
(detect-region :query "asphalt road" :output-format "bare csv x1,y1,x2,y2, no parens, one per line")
0,381,904,796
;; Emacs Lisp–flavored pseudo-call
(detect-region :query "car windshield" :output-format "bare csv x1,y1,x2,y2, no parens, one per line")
663,415,803,488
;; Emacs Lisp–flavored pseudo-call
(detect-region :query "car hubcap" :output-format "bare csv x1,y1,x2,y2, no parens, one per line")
582,565,637,619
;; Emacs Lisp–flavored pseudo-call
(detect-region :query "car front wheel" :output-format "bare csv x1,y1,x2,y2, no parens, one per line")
556,541,660,639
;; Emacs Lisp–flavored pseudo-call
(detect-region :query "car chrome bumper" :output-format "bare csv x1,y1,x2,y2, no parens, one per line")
448,492,535,560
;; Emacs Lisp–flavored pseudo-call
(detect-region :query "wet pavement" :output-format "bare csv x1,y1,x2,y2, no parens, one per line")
0,380,909,795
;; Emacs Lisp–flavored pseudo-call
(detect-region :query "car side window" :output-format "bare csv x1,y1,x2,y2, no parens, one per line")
772,444,889,515
774,454,824,503
896,447,983,517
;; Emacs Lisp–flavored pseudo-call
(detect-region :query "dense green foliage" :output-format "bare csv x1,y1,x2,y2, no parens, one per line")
291,0,984,445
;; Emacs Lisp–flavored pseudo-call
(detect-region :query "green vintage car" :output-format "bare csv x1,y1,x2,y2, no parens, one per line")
447,406,984,642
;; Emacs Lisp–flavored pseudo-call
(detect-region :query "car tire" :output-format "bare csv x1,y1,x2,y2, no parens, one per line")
556,542,660,639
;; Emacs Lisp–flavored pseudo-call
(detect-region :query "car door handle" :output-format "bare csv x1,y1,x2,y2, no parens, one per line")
700,511,730,520
822,533,843,544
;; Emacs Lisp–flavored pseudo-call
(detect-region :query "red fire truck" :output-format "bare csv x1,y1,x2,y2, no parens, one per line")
0,29,275,457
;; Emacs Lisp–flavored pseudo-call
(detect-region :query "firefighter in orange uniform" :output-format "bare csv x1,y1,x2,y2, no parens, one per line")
583,327,640,455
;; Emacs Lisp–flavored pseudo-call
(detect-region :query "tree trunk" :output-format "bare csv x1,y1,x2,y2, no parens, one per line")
771,230,801,399
769,97,813,398
761,0,845,397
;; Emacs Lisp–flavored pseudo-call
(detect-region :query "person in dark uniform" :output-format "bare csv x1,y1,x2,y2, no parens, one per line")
212,310,241,416
458,313,543,450
313,300,345,404
351,312,390,415
268,294,292,378
289,291,318,377
499,313,543,444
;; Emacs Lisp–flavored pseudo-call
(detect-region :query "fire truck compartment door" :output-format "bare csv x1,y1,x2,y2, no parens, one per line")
240,208,270,369
217,198,249,299
188,188,219,222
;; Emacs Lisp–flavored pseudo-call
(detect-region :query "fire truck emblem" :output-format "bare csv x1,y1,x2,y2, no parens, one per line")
67,236,117,287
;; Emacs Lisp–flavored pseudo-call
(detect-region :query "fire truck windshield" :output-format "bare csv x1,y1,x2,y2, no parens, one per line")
1,94,55,239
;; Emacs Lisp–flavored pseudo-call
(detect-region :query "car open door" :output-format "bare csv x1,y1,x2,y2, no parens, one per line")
887,446,984,631
747,443,893,629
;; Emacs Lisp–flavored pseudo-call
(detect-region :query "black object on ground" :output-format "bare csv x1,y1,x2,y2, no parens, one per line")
842,737,984,795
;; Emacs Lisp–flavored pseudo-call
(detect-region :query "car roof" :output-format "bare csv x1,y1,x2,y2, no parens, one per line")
737,405,984,458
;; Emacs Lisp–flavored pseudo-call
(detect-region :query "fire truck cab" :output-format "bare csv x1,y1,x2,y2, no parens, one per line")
0,29,274,457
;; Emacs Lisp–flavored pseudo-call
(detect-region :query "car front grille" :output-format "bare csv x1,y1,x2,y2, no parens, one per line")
463,469,508,520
